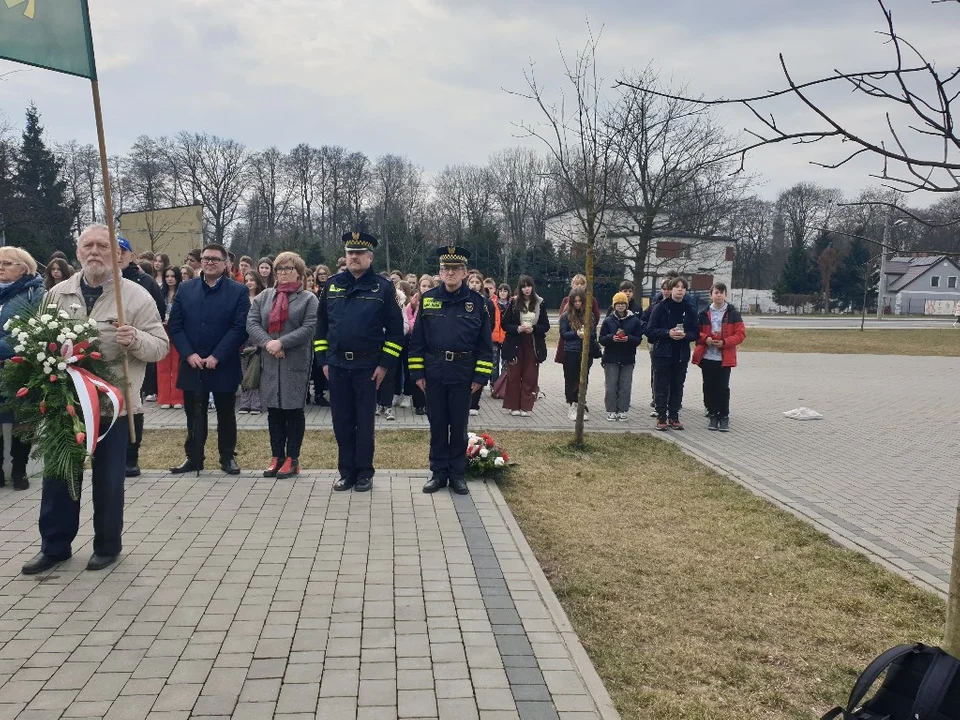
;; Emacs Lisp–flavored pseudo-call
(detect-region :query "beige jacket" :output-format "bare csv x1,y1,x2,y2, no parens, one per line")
47,273,169,416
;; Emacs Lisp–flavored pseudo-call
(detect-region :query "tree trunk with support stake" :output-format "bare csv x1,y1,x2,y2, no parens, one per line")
574,209,596,447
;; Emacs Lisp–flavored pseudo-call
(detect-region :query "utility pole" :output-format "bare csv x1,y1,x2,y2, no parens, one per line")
876,210,892,320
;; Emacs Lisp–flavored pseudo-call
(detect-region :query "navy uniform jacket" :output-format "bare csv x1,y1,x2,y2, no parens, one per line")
314,268,404,370
168,274,251,393
408,283,494,385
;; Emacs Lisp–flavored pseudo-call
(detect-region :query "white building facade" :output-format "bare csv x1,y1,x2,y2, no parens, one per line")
544,208,736,294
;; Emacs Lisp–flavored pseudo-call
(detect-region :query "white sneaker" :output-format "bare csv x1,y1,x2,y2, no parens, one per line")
469,409,479,416
520,411,530,417
375,405,384,416
399,396,411,408
583,411,590,421
606,412,617,421
618,413,629,421
383,407,395,421
650,409,658,417
393,395,401,407
567,404,577,420
173,404,183,409
160,404,171,409
145,394,157,402
511,410,522,416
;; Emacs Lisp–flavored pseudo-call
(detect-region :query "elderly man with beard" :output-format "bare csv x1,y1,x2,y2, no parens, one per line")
21,224,168,575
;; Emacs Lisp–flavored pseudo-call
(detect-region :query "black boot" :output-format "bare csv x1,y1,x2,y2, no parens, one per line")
422,476,447,494
126,414,144,477
170,458,203,474
448,477,469,495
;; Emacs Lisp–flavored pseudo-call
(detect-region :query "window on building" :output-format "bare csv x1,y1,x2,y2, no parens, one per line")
949,276,957,289
656,242,681,259
725,246,735,262
691,274,713,291
931,275,941,288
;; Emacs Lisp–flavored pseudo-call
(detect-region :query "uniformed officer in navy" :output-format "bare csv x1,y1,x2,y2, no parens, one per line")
408,246,494,495
315,231,404,492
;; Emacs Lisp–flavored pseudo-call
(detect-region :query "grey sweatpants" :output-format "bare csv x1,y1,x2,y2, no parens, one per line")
603,363,634,413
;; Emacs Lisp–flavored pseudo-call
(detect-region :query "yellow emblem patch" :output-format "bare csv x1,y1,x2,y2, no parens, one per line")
423,297,442,310
328,285,344,294
352,231,360,241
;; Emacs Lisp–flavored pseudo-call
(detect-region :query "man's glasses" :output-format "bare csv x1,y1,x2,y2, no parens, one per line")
200,257,225,264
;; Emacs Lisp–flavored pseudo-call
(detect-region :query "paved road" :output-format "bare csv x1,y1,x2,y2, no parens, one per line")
742,316,955,329
0,472,615,719
147,350,958,595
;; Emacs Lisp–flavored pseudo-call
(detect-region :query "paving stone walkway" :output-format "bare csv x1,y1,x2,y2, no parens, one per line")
145,350,960,596
0,471,615,720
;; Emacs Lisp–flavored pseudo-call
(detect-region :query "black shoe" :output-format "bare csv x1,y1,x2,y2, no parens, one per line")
414,407,426,416
0,473,5,488
125,465,141,478
718,416,730,432
354,477,373,493
86,554,117,571
220,457,241,475
449,477,469,495
707,416,719,431
170,459,203,474
422,476,447,493
21,552,69,575
333,477,356,491
317,397,330,407
11,471,28,490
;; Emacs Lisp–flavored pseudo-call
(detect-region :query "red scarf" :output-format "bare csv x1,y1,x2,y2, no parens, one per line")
269,282,302,333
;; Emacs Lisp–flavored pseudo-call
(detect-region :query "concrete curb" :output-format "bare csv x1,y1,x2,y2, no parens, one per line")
484,478,622,720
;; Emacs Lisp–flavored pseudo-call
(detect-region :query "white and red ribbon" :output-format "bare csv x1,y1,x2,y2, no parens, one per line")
61,341,124,456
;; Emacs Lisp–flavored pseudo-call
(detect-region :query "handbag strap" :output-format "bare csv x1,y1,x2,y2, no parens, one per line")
909,647,959,719
846,644,928,713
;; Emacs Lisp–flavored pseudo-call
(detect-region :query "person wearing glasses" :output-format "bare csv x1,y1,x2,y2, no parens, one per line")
168,243,251,475
0,247,45,490
314,231,404,493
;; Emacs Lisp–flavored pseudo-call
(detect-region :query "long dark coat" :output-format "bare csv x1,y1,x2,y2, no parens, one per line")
168,275,251,393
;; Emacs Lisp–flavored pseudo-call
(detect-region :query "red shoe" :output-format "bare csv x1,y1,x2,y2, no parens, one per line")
656,418,669,431
277,457,300,479
669,419,684,430
263,457,281,477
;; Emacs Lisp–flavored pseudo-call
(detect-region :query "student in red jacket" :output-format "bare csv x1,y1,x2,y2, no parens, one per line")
691,282,746,432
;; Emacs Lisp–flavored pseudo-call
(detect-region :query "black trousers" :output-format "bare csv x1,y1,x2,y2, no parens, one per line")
412,383,426,411
562,351,592,404
328,365,377,481
39,418,128,559
142,362,158,396
125,413,144,468
0,432,31,481
699,359,731,418
652,358,688,420
398,338,410,396
426,381,471,480
182,390,237,463
267,408,306,460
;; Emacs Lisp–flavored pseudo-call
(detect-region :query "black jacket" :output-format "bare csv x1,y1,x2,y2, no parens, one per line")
598,312,645,365
645,297,700,363
500,296,550,364
122,263,165,320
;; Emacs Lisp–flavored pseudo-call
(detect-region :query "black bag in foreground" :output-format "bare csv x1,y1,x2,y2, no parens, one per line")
821,643,960,720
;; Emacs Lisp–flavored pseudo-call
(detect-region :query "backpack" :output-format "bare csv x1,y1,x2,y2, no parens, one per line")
821,644,960,720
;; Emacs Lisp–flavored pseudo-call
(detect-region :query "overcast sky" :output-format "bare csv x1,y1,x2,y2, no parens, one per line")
0,0,955,202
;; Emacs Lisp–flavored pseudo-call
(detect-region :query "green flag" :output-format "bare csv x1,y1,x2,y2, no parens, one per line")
0,0,96,79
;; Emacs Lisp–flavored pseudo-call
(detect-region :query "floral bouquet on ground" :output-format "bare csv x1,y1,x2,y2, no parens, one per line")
0,303,122,500
466,431,513,476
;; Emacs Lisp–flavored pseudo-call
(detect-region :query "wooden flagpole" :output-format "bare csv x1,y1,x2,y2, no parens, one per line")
90,79,136,438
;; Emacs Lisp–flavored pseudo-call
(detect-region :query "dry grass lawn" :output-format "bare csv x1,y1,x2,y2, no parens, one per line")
739,327,958,356
140,429,945,720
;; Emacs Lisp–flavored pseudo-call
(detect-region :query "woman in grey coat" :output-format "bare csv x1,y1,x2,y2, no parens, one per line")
246,252,319,479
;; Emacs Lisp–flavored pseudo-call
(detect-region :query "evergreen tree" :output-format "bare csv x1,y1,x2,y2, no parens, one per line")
9,104,73,262
772,243,817,308
834,237,877,311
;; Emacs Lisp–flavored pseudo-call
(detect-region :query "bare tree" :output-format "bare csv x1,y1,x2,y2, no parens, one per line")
288,143,322,245
343,151,371,230
617,0,960,213
489,148,549,280
187,133,247,244
510,27,623,445
248,147,294,246
775,182,843,249
373,155,424,270
607,68,747,290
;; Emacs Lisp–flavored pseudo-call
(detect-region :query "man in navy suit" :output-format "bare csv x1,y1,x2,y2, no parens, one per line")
168,243,250,475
